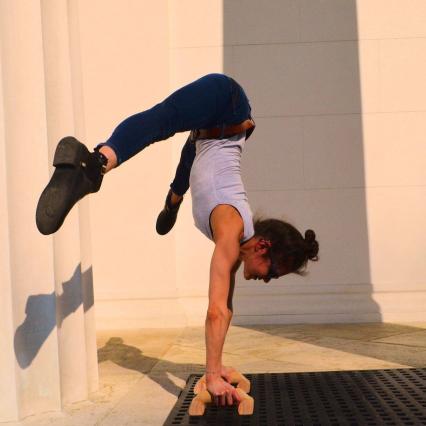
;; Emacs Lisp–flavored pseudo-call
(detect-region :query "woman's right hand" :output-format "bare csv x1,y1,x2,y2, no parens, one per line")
206,375,242,406
220,365,238,382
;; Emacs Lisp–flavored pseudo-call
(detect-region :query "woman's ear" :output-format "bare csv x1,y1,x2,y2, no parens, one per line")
256,238,272,254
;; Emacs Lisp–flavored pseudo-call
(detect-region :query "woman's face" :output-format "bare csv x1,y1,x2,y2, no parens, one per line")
240,238,289,283
243,254,270,282
243,251,285,283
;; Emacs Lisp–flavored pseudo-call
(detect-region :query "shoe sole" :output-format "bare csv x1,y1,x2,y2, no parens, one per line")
36,137,88,235
156,208,179,235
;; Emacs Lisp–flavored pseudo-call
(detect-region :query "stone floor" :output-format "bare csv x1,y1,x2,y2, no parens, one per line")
9,322,426,425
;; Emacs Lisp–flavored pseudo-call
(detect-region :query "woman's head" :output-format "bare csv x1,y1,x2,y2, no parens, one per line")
242,218,319,282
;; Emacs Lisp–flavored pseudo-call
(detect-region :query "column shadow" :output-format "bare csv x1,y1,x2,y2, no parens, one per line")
224,1,380,322
14,264,94,368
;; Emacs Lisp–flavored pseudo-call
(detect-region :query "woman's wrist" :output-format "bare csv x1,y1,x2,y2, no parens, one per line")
205,370,221,380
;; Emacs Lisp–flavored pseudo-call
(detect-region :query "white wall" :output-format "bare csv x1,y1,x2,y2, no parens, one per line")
76,0,185,328
161,0,426,326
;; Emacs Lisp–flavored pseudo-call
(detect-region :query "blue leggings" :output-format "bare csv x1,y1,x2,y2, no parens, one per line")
97,73,253,196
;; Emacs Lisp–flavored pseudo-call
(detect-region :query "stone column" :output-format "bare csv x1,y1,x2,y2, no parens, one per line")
0,0,98,421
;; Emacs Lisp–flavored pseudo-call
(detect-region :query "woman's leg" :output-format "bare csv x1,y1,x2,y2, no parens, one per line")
169,135,196,197
155,135,196,235
36,74,244,235
96,73,232,168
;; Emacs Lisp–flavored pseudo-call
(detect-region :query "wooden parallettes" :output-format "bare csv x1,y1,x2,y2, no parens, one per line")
189,371,254,416
194,371,251,394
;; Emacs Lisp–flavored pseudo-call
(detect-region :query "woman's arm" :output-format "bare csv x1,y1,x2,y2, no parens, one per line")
227,260,241,315
205,205,243,383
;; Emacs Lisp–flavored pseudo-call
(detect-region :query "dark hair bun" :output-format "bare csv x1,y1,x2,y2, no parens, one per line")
304,229,319,261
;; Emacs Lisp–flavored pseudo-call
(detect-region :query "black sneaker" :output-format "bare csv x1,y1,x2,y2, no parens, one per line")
155,189,183,235
36,136,107,235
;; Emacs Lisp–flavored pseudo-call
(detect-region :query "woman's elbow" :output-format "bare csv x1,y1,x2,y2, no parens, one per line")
206,306,231,321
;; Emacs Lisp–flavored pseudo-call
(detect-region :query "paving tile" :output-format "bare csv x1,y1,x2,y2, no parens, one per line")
263,322,423,341
99,373,182,426
374,330,426,348
150,345,205,373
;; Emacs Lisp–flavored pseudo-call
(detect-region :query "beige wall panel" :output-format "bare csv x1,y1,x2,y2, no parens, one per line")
177,296,209,326
300,0,358,42
169,0,223,48
170,46,232,89
242,117,304,191
236,280,374,298
224,0,299,45
89,153,176,300
366,187,426,286
357,0,426,40
95,298,186,329
363,112,426,187
233,41,378,116
246,189,371,287
78,0,171,139
168,134,212,306
372,292,426,322
175,197,213,297
235,291,375,317
233,292,380,324
234,291,426,323
156,131,207,301
234,44,306,116
303,114,365,189
77,1,175,302
358,40,381,113
380,38,426,112
301,0,426,42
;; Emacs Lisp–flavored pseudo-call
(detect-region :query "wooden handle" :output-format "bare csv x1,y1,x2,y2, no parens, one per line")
188,390,211,416
189,387,254,416
236,388,254,415
194,371,251,394
228,371,251,393
193,375,207,394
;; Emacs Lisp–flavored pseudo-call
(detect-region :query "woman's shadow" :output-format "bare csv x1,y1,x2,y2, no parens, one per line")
97,337,204,397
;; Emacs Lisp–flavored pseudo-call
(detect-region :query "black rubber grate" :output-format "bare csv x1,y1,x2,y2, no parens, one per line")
163,368,426,426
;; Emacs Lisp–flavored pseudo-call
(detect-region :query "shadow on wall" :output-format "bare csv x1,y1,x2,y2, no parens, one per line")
14,264,94,368
224,1,381,322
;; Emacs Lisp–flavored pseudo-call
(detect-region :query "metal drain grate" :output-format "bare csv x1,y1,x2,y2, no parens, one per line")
163,368,426,426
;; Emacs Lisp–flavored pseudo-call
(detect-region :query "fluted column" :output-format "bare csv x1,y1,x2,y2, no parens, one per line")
67,0,99,395
0,0,98,421
40,0,97,404
0,0,61,421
